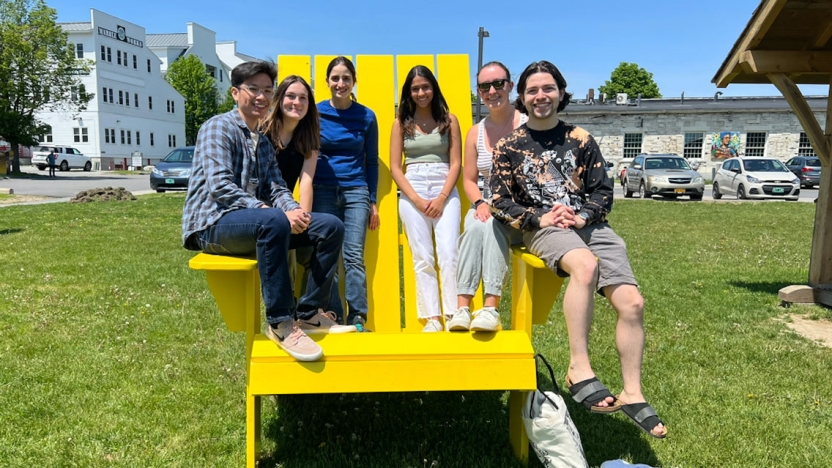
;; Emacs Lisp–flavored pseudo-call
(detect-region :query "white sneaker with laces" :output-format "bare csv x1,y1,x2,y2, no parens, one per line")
446,307,472,331
422,319,443,333
470,307,501,332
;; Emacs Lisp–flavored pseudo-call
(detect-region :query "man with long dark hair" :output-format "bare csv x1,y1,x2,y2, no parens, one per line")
489,61,666,438
182,61,355,362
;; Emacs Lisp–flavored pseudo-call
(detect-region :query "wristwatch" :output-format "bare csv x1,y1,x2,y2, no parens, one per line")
578,211,591,223
474,199,485,208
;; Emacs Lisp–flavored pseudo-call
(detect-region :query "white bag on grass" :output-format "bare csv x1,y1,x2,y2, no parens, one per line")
522,354,589,468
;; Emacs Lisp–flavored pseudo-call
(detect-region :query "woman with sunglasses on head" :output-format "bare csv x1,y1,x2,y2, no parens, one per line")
304,56,379,329
446,61,526,333
390,65,462,332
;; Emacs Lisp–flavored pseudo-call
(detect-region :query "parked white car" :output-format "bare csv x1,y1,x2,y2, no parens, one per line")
712,157,800,201
31,146,92,172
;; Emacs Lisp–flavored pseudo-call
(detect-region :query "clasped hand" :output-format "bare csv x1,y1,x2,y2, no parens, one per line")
539,203,585,229
285,208,311,234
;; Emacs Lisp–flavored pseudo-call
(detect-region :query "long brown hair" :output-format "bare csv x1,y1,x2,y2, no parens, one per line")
260,75,320,158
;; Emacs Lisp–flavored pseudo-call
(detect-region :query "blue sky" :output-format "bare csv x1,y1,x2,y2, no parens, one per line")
51,0,828,99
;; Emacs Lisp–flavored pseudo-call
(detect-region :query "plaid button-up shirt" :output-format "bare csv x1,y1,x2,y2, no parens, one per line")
182,109,300,249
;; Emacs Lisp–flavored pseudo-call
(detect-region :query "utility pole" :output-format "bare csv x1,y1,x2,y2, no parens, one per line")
475,26,490,123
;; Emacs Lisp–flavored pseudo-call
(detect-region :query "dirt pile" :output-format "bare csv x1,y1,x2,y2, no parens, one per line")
70,187,136,203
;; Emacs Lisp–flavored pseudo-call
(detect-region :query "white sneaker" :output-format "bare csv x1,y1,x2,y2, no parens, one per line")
470,307,501,332
446,307,471,331
422,319,443,332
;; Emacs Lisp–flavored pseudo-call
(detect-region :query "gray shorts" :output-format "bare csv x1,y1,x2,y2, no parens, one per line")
522,222,638,292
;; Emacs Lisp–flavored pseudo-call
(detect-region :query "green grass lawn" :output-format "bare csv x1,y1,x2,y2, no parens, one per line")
1,196,830,467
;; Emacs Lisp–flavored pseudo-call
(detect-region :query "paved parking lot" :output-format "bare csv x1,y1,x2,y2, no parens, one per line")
1,165,156,199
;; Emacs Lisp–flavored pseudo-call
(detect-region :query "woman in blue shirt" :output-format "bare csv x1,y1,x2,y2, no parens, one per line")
309,56,379,328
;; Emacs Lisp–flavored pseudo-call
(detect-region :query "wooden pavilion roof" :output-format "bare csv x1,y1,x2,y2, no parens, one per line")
714,0,832,87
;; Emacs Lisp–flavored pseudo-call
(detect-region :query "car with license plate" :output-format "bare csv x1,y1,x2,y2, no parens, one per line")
622,154,704,200
31,145,92,171
150,147,194,192
785,156,822,188
711,157,799,201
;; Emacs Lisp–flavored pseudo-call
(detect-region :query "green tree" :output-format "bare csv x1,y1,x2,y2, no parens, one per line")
165,55,218,145
0,0,92,174
216,86,235,114
598,62,661,100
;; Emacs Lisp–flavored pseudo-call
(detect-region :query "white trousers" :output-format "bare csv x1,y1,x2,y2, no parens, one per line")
399,163,461,319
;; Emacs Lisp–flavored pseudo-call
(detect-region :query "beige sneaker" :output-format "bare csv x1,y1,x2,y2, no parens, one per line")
423,319,443,332
470,307,501,332
265,320,323,361
298,309,357,334
446,307,472,331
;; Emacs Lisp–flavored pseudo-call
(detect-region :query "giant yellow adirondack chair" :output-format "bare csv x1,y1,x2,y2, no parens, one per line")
189,54,564,467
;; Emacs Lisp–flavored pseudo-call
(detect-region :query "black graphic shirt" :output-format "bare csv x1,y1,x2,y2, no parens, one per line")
489,121,613,231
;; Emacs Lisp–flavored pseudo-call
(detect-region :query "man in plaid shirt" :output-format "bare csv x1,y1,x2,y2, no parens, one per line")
183,61,355,362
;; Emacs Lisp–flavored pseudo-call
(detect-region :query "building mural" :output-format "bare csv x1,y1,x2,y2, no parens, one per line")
711,132,740,159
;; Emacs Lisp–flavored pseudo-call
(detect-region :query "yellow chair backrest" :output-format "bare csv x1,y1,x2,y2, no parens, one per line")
278,54,474,334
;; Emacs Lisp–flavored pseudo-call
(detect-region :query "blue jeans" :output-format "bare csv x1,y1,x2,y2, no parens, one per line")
196,208,344,325
299,185,370,323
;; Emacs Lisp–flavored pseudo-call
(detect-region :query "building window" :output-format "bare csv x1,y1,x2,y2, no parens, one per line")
745,132,766,157
106,47,112,62
134,93,139,108
108,88,113,103
219,69,223,82
39,127,53,143
117,50,121,65
101,86,107,103
167,100,175,113
104,128,112,144
119,90,124,105
120,130,125,145
100,45,105,61
147,58,151,73
798,132,817,157
683,133,704,159
73,128,89,143
133,55,137,69
148,96,153,110
127,130,132,145
125,92,130,107
150,132,155,146
168,134,176,147
75,43,83,59
623,133,643,158
136,131,141,146
70,86,79,102
123,51,128,67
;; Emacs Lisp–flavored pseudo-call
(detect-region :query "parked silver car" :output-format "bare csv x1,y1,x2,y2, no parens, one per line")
712,157,799,201
622,154,704,200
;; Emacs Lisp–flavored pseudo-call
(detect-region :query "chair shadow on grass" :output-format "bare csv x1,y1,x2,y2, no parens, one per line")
728,280,793,296
257,376,659,468
261,390,528,468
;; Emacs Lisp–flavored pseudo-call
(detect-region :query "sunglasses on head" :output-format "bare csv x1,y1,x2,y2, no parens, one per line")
477,79,508,93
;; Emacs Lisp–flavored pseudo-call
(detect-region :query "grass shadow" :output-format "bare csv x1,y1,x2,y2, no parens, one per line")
728,280,793,296
0,228,24,236
261,390,528,468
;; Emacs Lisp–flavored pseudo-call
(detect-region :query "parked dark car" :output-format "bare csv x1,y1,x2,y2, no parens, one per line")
785,156,822,188
150,147,194,193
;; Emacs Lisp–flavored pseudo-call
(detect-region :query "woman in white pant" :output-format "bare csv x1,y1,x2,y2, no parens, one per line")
390,65,462,332
447,61,526,333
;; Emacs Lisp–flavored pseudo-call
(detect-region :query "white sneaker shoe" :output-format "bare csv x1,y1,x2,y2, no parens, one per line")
470,307,501,332
422,319,443,332
446,307,471,331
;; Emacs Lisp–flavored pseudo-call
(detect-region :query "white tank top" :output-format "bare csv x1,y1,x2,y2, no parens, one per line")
476,113,528,200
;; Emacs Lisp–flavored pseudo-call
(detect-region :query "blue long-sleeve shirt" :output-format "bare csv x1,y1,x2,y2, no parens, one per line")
314,100,379,203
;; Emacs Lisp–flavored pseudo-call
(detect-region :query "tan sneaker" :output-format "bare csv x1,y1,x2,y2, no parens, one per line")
265,320,323,361
298,309,357,334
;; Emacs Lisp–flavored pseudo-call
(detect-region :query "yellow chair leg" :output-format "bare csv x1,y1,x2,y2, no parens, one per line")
509,390,530,464
246,392,260,468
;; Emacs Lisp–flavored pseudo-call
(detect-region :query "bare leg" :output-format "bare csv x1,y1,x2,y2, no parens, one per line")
603,283,665,437
458,293,500,308
559,248,614,408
